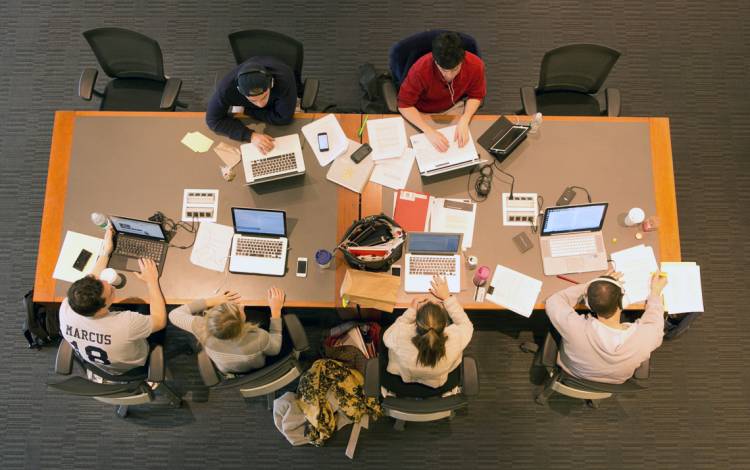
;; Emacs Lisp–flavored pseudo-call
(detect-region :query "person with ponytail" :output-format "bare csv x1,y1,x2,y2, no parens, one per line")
383,275,474,389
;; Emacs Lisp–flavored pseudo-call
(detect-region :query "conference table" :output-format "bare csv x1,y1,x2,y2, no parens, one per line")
35,111,679,312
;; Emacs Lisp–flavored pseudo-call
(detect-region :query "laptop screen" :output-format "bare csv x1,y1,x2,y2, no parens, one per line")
541,203,608,236
408,233,461,254
232,207,286,237
110,215,166,240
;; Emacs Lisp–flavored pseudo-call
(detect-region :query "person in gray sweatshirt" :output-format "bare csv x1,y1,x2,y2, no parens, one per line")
169,287,285,374
544,271,668,384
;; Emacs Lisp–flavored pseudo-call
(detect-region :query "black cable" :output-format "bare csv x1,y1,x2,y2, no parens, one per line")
570,185,592,203
530,195,545,234
149,212,198,249
467,163,492,203
492,159,515,199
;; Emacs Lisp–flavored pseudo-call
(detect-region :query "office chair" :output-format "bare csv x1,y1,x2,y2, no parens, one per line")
664,311,702,340
197,314,309,408
520,44,621,117
382,30,482,113
79,27,185,111
228,29,319,111
48,340,182,418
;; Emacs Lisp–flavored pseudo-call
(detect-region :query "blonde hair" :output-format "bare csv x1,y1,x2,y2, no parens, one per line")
199,303,257,343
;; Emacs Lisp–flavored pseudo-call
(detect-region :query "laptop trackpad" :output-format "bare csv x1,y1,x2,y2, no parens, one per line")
565,258,585,273
125,257,141,271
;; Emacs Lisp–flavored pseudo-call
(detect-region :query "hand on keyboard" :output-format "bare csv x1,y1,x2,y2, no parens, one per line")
430,275,451,301
251,132,275,154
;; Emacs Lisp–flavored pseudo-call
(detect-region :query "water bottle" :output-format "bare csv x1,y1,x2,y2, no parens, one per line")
529,112,543,134
91,212,108,230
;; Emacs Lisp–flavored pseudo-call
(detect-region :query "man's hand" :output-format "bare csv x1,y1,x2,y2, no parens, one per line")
425,128,449,152
429,275,451,301
650,271,668,296
133,258,160,286
454,118,470,148
102,226,114,256
207,290,241,308
267,287,285,318
251,132,275,154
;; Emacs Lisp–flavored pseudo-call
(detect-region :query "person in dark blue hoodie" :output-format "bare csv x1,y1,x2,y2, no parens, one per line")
206,57,297,154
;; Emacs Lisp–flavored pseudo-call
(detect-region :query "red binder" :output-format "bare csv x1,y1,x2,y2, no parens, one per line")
393,190,431,232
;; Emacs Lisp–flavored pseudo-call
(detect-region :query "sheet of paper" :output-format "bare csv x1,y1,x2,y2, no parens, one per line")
485,264,543,318
190,222,234,272
661,262,704,314
369,148,415,190
213,142,241,168
367,117,408,161
326,139,375,193
410,125,478,173
429,198,477,248
181,131,214,153
611,244,658,305
301,113,348,166
53,231,104,283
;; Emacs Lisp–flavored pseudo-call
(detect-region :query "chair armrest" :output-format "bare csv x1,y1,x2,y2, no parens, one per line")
520,86,538,115
382,80,398,114
55,340,74,375
159,78,182,110
147,345,165,382
197,350,221,387
541,331,558,368
363,357,380,399
78,68,98,101
461,355,479,397
301,78,319,111
633,357,650,380
605,88,621,117
283,314,309,353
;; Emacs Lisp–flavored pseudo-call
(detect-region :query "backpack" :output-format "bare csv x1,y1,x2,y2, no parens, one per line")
358,63,392,114
22,290,61,349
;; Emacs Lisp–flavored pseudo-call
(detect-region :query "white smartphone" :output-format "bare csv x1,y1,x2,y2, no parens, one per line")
317,132,329,152
296,257,308,278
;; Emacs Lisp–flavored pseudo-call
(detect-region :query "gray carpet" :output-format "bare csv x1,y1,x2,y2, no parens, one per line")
1,1,749,468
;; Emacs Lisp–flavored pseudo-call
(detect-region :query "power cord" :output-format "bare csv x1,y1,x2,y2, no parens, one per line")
148,211,198,249
570,185,593,203
467,159,517,203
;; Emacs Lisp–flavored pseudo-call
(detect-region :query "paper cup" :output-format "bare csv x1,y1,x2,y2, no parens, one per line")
624,207,645,226
315,249,333,269
100,268,126,289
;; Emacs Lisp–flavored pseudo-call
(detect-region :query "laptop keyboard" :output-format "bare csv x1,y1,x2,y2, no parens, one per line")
114,237,165,261
549,235,597,257
236,237,284,259
251,153,297,178
409,256,457,276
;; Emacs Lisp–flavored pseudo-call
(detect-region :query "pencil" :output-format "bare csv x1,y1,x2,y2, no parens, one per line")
557,275,580,284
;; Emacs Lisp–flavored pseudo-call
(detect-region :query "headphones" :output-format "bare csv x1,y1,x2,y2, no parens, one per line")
236,64,274,96
584,276,625,312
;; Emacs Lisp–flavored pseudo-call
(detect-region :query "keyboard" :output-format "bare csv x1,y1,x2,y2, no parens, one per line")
235,237,284,259
251,153,297,178
114,236,165,261
409,255,457,276
549,235,597,257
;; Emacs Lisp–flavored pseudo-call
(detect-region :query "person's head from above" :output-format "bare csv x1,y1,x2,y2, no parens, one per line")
432,32,466,83
586,276,625,320
237,65,274,107
206,303,255,340
411,300,451,367
67,275,115,317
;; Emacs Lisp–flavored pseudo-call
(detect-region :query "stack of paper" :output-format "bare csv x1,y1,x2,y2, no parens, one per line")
53,231,104,283
181,131,214,153
429,198,477,248
326,139,375,193
369,148,415,190
301,114,349,166
410,125,478,173
661,262,704,314
610,244,658,306
190,222,234,272
485,264,543,318
367,117,408,161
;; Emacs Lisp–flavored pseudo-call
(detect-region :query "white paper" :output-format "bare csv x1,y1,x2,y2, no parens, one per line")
610,244,658,305
410,125,478,173
181,131,214,153
369,148,415,190
367,117,408,161
301,114,348,166
190,222,234,272
661,262,704,314
182,189,219,223
326,139,375,194
485,264,543,318
53,231,104,283
429,198,477,248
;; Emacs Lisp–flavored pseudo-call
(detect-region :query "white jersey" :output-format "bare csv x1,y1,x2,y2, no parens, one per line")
59,299,153,374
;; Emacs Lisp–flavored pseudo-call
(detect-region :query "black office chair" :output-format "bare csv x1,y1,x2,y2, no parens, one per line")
228,29,319,111
197,314,309,408
664,311,702,340
382,30,482,113
78,27,185,111
520,44,621,117
48,340,181,418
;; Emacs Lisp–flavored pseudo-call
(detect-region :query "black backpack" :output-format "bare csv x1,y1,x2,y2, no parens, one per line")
358,63,391,114
23,290,61,349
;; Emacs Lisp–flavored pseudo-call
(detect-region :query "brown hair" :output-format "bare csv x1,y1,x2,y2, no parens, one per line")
411,302,449,367
587,279,624,319
204,303,257,341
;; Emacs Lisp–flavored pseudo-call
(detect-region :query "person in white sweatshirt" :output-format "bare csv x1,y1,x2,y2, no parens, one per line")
383,275,474,388
544,271,668,384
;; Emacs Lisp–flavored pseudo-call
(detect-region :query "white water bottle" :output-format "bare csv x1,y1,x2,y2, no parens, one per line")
91,212,108,230
529,112,543,134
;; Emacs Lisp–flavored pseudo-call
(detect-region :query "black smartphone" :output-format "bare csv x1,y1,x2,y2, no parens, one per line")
350,143,372,164
317,132,329,152
390,264,402,277
73,249,93,271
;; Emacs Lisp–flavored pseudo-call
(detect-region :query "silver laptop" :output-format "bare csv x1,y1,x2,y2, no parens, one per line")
241,134,305,185
540,203,609,275
228,207,288,276
404,232,462,293
411,128,484,177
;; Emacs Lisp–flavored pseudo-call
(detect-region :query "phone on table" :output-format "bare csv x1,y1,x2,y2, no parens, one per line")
390,264,402,277
73,249,93,271
350,143,372,163
317,132,329,152
296,257,308,278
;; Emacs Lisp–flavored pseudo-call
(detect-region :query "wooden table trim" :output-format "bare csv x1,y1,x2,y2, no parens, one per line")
650,118,681,262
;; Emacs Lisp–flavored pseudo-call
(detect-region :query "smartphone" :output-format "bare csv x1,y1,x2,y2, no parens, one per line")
317,132,329,152
296,257,308,278
350,143,372,164
73,249,93,271
390,264,402,277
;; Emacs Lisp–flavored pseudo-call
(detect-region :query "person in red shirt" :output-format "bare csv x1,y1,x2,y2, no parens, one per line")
398,32,487,151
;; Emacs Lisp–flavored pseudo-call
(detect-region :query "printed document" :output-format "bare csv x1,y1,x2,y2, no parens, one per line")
190,222,234,272
485,264,543,318
610,244,658,306
429,198,477,248
370,148,415,190
661,262,704,314
367,117,408,161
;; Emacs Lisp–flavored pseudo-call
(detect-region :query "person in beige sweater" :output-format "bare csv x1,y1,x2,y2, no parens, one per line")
383,276,474,388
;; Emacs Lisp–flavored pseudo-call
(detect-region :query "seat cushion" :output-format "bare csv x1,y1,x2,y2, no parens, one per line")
100,78,169,111
536,91,602,116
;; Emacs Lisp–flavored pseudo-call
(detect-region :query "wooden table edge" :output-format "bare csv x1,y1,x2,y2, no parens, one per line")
649,117,681,262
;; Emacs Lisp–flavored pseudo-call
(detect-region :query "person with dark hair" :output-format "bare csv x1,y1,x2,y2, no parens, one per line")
383,276,474,388
545,270,668,384
206,56,297,153
398,31,487,151
168,287,285,374
59,227,167,374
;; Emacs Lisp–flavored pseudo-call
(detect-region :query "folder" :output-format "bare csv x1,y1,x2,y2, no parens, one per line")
393,190,431,232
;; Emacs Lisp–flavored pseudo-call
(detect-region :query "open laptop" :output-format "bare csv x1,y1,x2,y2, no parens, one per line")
539,203,609,275
411,127,484,177
404,232,462,293
108,215,169,275
241,134,306,185
228,207,288,276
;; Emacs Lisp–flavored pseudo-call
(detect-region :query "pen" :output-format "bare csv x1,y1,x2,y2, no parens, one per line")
556,275,580,284
358,115,369,137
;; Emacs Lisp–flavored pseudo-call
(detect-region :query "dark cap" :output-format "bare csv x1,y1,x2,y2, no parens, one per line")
237,68,272,97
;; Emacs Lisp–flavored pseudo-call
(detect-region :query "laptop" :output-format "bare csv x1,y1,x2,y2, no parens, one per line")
228,207,288,276
108,215,169,275
241,134,306,185
539,203,609,275
477,116,529,162
404,232,462,293
411,126,484,177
